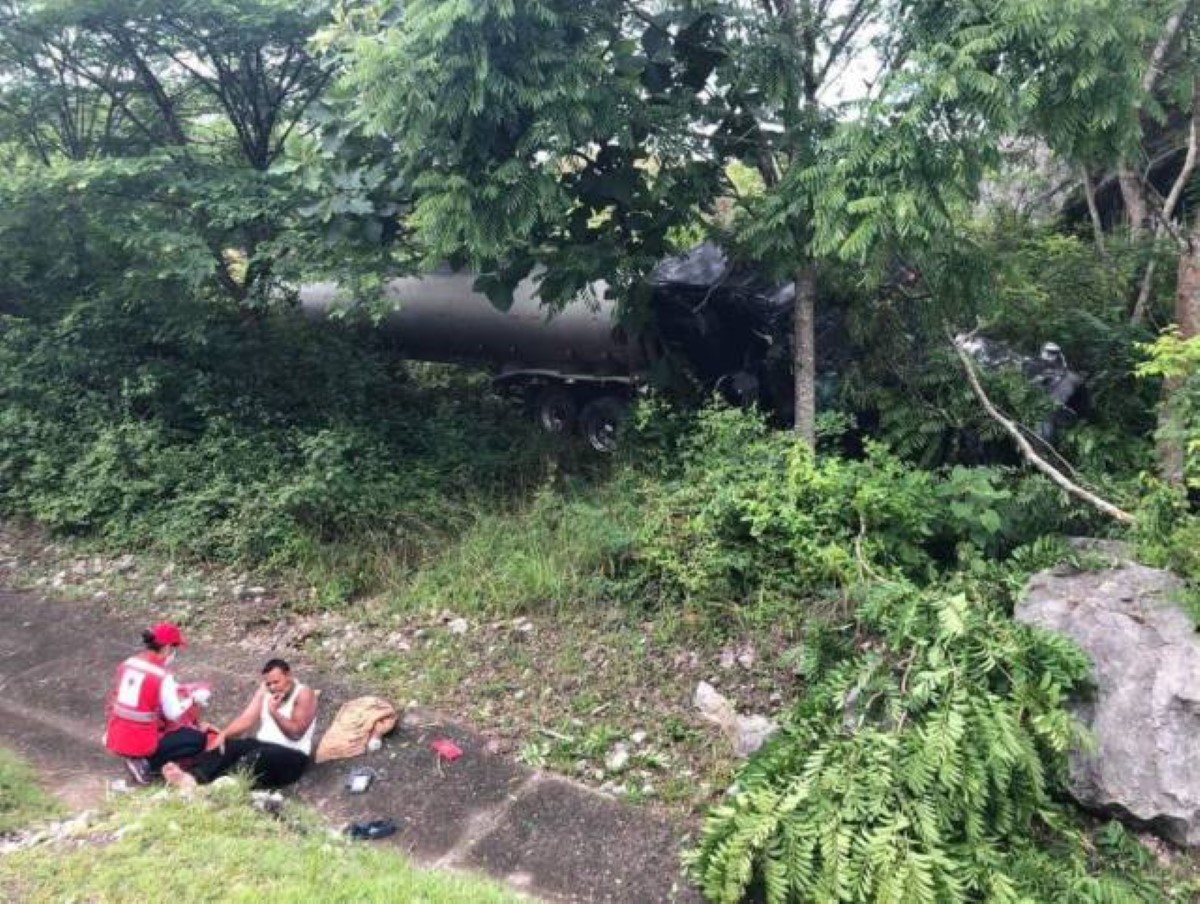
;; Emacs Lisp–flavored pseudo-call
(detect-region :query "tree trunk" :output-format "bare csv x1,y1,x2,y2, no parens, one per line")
1122,166,1156,325
793,263,817,446
1160,226,1200,484
1081,168,1107,259
1180,229,1200,341
1118,167,1149,235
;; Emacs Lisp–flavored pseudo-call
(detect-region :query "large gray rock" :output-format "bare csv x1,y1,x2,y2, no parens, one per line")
1017,556,1200,846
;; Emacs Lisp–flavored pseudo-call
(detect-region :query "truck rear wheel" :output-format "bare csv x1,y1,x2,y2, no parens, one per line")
534,386,577,435
579,396,627,454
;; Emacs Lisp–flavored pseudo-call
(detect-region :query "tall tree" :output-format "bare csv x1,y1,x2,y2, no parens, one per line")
330,0,897,443
329,0,1145,445
1019,0,1199,482
715,0,884,443
0,0,333,304
1130,0,1200,483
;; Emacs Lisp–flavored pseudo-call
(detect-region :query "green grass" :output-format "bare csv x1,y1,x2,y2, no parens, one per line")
391,479,640,617
0,784,524,903
0,747,63,835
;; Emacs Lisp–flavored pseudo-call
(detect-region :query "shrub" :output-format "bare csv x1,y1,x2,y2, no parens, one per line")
688,578,1177,903
0,294,556,565
622,406,1077,627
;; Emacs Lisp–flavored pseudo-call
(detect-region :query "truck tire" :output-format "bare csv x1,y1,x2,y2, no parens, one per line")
535,386,578,435
579,396,627,454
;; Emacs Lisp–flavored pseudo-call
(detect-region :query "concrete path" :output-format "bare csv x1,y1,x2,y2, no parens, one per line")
0,590,703,903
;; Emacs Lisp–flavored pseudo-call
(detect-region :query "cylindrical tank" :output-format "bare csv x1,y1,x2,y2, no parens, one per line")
299,270,643,377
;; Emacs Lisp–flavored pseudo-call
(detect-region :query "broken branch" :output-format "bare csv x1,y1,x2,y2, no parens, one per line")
950,333,1136,525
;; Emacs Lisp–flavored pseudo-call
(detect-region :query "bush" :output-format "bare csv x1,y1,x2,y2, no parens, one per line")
621,406,1083,628
688,578,1182,903
1136,327,1200,491
837,229,1157,476
0,293,556,565
609,405,1185,901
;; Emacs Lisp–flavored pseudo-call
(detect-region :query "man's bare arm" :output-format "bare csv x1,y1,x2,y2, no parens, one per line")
267,686,317,740
219,686,265,740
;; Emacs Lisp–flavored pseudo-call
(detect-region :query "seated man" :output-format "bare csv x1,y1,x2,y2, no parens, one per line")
165,658,317,790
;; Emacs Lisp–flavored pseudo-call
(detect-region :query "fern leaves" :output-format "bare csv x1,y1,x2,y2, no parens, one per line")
688,579,1167,903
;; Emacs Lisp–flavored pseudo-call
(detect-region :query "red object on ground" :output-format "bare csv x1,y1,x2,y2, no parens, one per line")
430,738,463,762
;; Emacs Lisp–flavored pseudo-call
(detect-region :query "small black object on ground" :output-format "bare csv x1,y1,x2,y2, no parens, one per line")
345,818,399,841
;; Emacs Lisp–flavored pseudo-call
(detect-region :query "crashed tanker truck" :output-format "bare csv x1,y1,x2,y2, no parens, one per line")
299,245,797,451
299,243,1087,453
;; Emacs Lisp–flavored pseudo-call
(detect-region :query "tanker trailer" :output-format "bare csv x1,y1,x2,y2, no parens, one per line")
299,245,796,451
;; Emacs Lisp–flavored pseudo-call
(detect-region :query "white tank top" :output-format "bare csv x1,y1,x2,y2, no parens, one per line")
256,681,315,755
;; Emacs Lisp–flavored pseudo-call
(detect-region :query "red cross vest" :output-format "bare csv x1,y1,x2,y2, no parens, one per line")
105,654,167,757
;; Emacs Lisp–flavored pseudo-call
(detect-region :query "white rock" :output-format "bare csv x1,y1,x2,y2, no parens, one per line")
1018,554,1200,847
694,681,778,758
605,744,630,773
448,618,469,635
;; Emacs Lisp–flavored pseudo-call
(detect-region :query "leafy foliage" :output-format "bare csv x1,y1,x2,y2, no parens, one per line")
0,0,334,305
688,578,1178,904
328,0,724,306
0,295,556,565
623,406,1087,627
613,405,1188,901
836,227,1158,477
1137,328,1200,490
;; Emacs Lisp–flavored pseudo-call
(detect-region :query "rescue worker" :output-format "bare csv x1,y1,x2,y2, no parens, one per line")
104,622,208,784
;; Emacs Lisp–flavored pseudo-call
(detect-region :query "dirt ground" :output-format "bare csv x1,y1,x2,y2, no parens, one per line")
0,520,799,819
0,581,703,903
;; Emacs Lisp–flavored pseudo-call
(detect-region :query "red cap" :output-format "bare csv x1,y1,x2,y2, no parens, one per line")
150,622,187,648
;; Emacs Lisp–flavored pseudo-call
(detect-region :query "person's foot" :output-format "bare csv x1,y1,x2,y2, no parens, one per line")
124,757,151,785
161,762,198,791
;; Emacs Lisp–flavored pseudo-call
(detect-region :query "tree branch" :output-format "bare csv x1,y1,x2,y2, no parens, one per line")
951,333,1135,525
1080,167,1108,259
1143,0,1196,95
1160,75,1200,226
814,0,876,90
109,28,189,147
